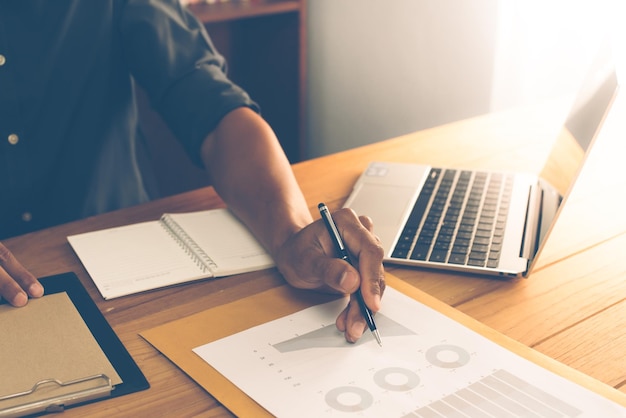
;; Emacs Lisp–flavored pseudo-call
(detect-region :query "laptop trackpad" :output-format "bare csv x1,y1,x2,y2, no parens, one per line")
344,183,418,253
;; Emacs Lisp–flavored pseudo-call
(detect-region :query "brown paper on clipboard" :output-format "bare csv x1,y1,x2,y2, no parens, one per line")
0,293,122,412
140,274,626,417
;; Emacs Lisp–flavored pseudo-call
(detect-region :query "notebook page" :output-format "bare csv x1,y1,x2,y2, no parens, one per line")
68,220,210,299
164,209,274,277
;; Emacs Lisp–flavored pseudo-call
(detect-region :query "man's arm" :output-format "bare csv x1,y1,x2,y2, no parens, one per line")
0,106,386,342
201,107,311,260
200,107,386,343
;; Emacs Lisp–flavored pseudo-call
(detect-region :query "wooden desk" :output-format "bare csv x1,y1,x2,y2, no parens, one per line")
5,98,626,416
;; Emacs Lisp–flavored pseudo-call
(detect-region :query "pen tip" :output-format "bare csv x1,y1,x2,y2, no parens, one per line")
373,330,382,347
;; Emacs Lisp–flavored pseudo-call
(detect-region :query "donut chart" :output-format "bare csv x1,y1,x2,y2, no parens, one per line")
425,344,471,368
373,367,420,392
324,386,373,412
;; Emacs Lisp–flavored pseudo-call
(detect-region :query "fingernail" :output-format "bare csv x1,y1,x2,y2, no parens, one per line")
29,282,44,298
13,292,28,307
339,271,358,293
372,293,382,311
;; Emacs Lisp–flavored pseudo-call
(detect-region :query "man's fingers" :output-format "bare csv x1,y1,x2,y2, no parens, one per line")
331,210,386,311
0,243,43,306
335,297,368,344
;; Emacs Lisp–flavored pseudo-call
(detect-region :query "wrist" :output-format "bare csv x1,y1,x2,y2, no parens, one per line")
270,212,311,257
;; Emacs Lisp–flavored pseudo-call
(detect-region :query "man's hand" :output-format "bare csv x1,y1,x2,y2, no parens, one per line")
0,243,43,306
274,208,386,343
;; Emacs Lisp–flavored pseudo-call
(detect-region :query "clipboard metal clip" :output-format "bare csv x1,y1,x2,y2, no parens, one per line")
0,374,112,418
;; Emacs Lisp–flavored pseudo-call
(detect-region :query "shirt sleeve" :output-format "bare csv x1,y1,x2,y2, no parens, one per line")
119,0,259,166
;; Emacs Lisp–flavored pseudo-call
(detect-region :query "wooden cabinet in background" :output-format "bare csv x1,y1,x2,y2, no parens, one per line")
139,0,307,197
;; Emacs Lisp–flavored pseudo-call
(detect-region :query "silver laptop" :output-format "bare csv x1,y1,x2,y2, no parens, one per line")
344,47,619,278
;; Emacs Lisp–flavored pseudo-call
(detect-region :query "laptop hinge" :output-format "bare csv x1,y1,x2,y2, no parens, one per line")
519,183,543,261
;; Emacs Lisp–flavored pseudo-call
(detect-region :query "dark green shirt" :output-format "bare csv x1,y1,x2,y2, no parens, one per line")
0,0,257,239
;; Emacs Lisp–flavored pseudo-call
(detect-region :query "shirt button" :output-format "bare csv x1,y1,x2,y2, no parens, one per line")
22,212,33,222
0,54,5,66
8,133,19,145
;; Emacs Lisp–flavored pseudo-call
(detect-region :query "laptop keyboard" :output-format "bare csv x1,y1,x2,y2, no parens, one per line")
391,168,513,268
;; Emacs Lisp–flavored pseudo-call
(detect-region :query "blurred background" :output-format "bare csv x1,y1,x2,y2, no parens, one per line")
150,0,624,196
305,0,624,157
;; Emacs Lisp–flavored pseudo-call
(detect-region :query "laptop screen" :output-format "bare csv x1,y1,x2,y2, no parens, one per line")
531,44,618,266
540,45,619,198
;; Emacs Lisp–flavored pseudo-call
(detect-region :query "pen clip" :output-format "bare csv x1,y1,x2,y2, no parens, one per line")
318,204,351,264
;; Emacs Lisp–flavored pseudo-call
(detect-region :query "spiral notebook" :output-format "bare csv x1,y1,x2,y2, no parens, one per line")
67,208,274,300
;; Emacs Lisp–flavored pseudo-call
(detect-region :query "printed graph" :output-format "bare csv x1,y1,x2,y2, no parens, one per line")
272,314,415,352
193,288,625,417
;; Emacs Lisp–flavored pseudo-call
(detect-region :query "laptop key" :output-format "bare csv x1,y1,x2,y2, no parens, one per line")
449,253,467,264
469,250,487,262
486,258,499,268
429,249,448,263
391,247,409,259
467,258,486,267
410,244,430,260
451,244,469,255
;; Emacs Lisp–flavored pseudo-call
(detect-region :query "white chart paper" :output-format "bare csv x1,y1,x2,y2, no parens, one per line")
193,288,626,417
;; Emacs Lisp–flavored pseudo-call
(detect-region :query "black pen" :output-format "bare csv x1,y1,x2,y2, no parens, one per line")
318,203,382,346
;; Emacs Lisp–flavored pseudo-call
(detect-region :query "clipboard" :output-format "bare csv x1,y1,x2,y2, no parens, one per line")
0,272,149,417
141,273,626,417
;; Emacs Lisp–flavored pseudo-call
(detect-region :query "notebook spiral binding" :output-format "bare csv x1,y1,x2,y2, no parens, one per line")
0,374,111,418
160,214,218,273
